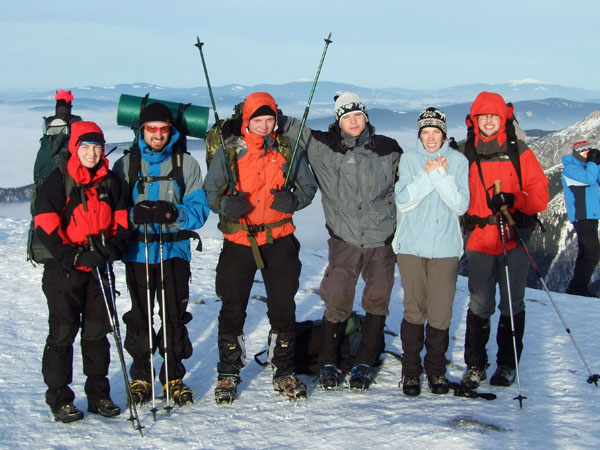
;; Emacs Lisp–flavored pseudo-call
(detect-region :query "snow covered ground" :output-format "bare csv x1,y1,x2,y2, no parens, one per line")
0,213,599,449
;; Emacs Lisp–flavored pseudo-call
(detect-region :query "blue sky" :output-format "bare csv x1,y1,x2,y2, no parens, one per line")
2,0,598,91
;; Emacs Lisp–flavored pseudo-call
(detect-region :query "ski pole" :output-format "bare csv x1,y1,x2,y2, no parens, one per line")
158,225,172,414
494,180,527,408
143,224,158,420
497,204,600,386
89,235,144,436
195,37,237,195
283,32,333,190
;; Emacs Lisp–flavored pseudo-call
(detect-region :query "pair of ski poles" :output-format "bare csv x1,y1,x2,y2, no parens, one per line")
90,233,144,437
493,180,599,409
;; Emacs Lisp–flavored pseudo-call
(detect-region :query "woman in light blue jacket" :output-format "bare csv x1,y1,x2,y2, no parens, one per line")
392,107,469,396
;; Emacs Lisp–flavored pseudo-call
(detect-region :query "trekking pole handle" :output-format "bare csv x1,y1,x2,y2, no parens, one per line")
493,180,516,226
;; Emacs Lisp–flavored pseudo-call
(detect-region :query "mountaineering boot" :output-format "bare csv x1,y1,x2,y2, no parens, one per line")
318,318,346,368
400,319,425,382
401,375,421,397
214,374,241,404
274,375,308,399
53,403,84,423
349,364,375,391
319,364,343,390
492,311,525,387
461,365,487,390
128,379,152,406
163,379,194,406
490,366,516,387
88,397,121,417
427,374,449,395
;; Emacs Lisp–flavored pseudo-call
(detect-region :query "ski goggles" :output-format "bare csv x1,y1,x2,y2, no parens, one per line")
144,124,172,134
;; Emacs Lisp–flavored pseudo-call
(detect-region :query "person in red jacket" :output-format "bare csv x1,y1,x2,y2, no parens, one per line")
34,121,130,423
459,92,549,389
203,92,318,403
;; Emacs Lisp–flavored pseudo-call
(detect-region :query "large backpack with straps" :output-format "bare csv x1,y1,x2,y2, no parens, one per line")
461,104,543,240
27,114,82,264
254,312,387,376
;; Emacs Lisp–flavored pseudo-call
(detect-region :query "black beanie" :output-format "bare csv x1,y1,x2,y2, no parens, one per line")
250,104,276,120
140,102,173,126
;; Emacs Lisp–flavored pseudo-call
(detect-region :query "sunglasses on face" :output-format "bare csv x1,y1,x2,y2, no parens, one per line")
145,124,172,134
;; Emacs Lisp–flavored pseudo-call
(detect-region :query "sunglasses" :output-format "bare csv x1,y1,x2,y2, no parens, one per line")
145,124,172,134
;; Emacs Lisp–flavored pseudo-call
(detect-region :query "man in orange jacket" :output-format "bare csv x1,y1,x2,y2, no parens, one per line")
203,92,317,403
459,92,549,389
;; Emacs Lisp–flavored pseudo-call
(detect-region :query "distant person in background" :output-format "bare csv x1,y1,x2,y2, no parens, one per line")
392,107,469,396
282,92,403,391
458,91,549,389
43,89,82,135
448,136,459,150
561,140,600,297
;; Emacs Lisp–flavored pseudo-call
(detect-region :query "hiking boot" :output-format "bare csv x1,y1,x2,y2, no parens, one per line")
129,379,153,406
88,398,121,418
53,403,84,423
461,366,487,390
319,364,342,390
163,379,194,406
349,364,375,391
273,375,308,400
400,375,421,397
490,365,516,387
215,374,241,404
427,374,449,395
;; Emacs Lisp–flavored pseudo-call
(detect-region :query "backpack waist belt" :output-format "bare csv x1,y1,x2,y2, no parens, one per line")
218,217,293,269
463,213,499,229
134,229,202,251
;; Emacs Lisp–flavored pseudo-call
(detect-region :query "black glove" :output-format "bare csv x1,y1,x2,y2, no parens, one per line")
73,248,106,270
489,192,515,213
152,201,178,224
133,200,155,225
223,192,253,220
270,189,299,213
586,148,600,165
89,236,121,263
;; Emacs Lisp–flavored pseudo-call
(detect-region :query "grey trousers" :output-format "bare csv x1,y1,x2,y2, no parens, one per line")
466,246,529,319
397,254,459,330
320,238,396,323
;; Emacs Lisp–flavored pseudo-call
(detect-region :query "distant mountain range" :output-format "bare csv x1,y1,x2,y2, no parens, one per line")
2,80,600,132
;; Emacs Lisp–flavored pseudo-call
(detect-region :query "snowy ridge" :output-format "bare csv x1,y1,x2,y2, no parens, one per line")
0,216,598,449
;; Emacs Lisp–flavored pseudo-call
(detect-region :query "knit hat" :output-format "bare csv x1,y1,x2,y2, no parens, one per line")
140,102,173,126
334,92,368,122
573,140,592,162
250,104,276,120
417,107,447,136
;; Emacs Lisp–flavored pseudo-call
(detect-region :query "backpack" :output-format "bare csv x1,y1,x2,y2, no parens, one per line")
27,114,81,265
254,312,387,376
461,104,544,239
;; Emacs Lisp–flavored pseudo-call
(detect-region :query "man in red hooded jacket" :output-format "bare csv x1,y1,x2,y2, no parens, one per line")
34,121,131,422
203,92,318,403
459,92,549,389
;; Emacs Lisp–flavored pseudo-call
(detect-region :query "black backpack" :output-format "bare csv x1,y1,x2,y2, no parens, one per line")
254,312,386,376
27,114,81,264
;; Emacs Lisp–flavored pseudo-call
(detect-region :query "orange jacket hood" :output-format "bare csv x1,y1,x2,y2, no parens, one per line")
241,92,278,144
67,121,109,184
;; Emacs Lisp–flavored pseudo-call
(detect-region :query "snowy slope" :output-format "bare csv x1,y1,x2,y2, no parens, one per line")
0,215,599,450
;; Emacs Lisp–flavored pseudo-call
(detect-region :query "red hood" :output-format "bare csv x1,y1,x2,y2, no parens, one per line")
470,91,509,146
67,121,108,184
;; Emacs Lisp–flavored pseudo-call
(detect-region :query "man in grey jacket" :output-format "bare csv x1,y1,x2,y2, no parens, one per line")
283,92,402,391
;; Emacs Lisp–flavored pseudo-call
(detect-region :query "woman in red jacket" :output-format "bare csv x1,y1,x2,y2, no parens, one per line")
34,121,130,423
